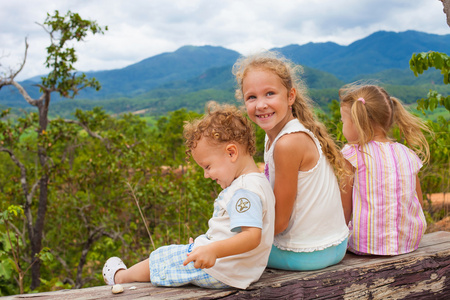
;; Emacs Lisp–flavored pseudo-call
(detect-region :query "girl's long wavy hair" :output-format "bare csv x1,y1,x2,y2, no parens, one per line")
339,83,430,163
232,51,350,185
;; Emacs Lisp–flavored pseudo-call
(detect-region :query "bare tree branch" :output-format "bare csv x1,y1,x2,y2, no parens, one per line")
49,249,73,280
0,146,47,243
0,38,28,85
64,119,111,150
7,221,23,241
79,276,95,287
0,147,29,195
59,143,83,166
35,21,52,39
0,39,44,106
10,81,45,106
11,38,29,80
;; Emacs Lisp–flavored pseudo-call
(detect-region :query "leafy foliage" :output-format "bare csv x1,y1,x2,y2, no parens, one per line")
0,10,108,291
0,107,219,295
1,10,449,297
410,52,450,84
408,50,449,220
41,10,107,98
410,51,450,112
1,96,449,296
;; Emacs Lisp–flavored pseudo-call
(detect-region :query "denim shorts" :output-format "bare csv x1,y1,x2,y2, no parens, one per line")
149,244,229,289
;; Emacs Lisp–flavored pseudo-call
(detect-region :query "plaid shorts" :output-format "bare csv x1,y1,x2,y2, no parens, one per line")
149,244,230,289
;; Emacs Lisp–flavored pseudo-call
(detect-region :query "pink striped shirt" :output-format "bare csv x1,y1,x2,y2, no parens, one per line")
342,141,426,255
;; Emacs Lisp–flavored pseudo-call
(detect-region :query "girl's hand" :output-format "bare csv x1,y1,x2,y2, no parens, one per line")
188,237,194,244
183,245,217,269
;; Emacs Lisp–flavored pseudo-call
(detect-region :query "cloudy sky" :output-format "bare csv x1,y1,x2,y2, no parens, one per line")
1,0,449,80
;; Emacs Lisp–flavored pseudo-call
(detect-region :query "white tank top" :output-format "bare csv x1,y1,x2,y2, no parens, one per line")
264,119,348,252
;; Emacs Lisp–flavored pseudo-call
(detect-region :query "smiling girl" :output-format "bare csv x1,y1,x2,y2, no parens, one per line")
233,51,349,271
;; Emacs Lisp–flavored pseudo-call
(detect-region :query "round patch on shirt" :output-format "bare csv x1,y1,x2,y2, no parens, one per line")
236,197,251,213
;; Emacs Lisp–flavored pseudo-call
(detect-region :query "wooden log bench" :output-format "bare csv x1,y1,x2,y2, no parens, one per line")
3,231,450,300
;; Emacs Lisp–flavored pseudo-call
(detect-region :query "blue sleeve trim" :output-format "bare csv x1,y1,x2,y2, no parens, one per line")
227,189,263,232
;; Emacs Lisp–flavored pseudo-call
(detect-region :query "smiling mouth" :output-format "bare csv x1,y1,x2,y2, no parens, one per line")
257,112,274,119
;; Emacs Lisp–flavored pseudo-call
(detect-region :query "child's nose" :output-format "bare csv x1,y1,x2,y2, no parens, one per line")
256,99,267,110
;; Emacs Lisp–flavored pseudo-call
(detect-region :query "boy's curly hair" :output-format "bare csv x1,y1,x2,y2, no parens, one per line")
184,101,256,158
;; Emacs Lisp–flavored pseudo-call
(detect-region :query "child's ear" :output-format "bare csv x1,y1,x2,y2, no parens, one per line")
226,144,238,162
288,88,296,105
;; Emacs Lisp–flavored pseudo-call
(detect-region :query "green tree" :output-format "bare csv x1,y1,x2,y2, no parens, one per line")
409,50,450,211
0,11,106,290
0,106,218,294
409,1,449,205
0,206,52,294
156,109,201,166
44,109,162,289
410,51,450,113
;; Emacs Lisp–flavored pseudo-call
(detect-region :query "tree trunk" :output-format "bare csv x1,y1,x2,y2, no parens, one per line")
30,173,49,290
442,0,450,27
75,228,104,288
30,95,50,290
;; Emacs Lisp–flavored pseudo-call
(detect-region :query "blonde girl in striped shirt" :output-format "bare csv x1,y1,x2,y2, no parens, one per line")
339,84,430,255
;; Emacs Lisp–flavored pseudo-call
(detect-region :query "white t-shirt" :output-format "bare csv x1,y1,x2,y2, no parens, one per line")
194,173,275,289
265,119,348,252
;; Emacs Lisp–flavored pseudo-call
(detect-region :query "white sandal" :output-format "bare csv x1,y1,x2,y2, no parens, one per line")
103,257,127,285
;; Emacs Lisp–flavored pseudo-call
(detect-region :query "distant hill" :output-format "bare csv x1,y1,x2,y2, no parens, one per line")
1,30,449,116
84,45,241,99
275,30,450,81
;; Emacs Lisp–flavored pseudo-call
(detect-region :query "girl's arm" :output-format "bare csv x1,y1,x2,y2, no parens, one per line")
416,174,424,207
272,132,319,235
340,160,354,225
182,227,261,269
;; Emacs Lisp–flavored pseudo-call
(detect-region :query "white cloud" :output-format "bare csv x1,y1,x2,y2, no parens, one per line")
1,0,448,80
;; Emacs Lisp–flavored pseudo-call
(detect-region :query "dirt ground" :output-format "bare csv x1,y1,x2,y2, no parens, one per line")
424,193,450,233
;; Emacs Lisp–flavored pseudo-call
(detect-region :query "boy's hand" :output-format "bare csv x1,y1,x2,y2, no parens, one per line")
183,245,217,269
182,227,261,269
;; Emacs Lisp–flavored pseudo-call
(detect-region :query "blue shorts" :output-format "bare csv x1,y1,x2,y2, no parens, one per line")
267,237,348,271
149,244,230,289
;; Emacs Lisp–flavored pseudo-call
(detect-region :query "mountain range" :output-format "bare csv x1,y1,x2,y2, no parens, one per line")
1,30,449,116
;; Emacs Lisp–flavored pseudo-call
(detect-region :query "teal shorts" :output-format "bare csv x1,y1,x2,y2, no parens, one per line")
267,237,348,271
